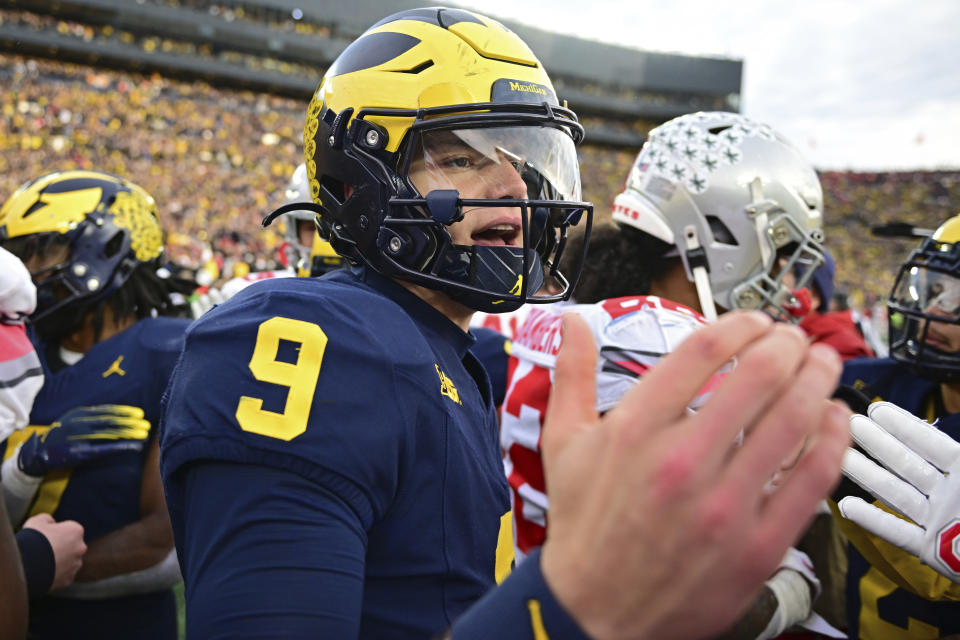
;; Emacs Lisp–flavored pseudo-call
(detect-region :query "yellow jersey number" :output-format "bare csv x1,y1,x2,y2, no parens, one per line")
235,316,327,441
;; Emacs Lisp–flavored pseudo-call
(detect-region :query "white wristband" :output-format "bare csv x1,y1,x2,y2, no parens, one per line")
756,568,813,640
1,444,42,524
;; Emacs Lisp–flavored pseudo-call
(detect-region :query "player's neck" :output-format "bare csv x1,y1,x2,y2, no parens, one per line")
649,264,703,315
396,280,473,332
940,381,960,415
61,309,138,354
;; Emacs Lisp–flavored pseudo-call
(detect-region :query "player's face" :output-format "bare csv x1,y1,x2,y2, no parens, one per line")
13,241,70,279
922,278,960,353
296,220,314,249
408,130,527,248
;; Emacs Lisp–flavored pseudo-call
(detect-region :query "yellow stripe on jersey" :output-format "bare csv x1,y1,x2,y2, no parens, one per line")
527,599,550,640
495,510,516,584
3,426,72,519
28,470,72,520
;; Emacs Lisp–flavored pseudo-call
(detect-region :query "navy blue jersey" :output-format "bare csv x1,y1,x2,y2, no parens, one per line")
160,268,516,638
470,327,511,407
3,316,187,640
838,358,960,639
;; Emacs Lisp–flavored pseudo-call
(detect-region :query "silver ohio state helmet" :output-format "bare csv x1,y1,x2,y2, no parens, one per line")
613,111,825,322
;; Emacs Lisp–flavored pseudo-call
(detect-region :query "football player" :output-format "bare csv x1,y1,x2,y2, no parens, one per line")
835,214,960,638
1,245,90,601
159,8,849,639
502,113,848,640
0,171,192,639
605,111,826,323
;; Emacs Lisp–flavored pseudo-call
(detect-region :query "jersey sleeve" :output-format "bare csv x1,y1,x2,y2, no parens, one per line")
450,549,589,640
0,324,42,442
178,461,367,638
160,281,418,530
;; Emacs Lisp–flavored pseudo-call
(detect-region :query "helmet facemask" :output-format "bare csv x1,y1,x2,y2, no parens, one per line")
725,180,826,322
889,238,960,382
318,101,593,313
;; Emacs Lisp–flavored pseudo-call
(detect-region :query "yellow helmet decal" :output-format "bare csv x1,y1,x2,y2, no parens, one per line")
446,20,539,66
307,9,555,164
108,187,163,262
0,170,113,237
932,214,960,245
1,171,163,263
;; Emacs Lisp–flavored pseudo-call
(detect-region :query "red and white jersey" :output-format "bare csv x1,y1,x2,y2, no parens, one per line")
0,326,42,442
0,247,41,441
501,295,723,562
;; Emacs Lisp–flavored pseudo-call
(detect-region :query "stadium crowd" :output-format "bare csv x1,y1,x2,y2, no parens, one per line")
1,52,958,302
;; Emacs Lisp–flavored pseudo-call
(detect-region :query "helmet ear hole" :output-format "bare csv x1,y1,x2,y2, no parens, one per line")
706,215,738,246
103,231,125,258
321,176,347,206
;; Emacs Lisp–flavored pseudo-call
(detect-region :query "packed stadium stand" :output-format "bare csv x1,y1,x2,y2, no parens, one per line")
1,0,958,307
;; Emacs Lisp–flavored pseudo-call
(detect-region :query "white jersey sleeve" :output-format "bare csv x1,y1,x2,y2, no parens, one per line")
500,296,722,562
0,246,36,321
0,324,42,442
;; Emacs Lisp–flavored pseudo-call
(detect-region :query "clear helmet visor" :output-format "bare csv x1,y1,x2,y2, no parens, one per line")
398,124,587,310
890,265,960,364
408,125,581,203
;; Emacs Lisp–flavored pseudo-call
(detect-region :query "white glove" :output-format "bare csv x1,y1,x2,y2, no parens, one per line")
839,401,960,581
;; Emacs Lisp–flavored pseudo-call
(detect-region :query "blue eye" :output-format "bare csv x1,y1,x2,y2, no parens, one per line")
446,156,472,169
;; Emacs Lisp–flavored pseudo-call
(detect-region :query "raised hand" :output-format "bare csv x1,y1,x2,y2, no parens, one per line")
839,401,960,580
539,310,849,640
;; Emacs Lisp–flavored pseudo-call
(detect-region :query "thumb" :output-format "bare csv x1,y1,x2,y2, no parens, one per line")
542,313,598,460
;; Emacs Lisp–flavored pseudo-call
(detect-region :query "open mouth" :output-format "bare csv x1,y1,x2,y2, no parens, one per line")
471,222,521,247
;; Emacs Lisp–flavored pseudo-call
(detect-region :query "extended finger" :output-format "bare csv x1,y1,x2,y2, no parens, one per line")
607,310,772,438
754,401,849,558
85,405,146,418
681,323,810,481
867,402,960,470
542,313,599,459
837,496,923,558
723,343,841,500
850,412,941,496
841,446,927,523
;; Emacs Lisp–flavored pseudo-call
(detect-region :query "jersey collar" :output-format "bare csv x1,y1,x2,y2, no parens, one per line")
353,267,477,358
